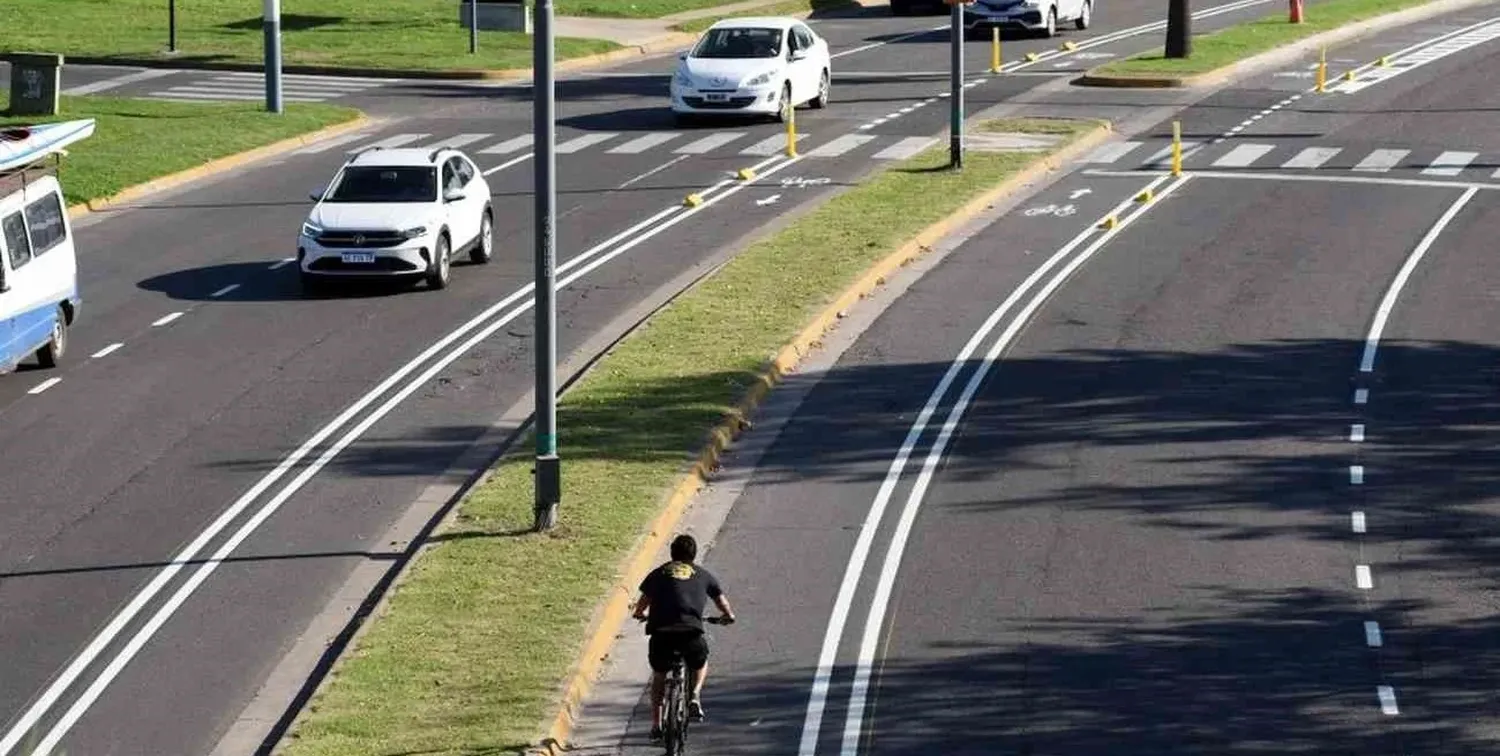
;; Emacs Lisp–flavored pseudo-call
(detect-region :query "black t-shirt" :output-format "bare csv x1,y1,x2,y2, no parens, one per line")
639,560,723,635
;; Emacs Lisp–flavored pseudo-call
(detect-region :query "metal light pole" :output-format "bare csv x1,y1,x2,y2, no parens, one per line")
468,0,479,54
168,0,177,53
1166,0,1191,58
263,0,283,113
533,0,561,531
950,0,965,169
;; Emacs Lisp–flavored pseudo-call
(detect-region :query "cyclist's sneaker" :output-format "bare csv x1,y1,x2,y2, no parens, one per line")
688,699,705,722
650,726,663,742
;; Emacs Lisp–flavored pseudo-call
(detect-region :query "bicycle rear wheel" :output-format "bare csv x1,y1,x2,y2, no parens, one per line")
664,662,688,755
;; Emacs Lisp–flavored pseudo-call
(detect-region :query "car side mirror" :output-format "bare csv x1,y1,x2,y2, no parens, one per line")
678,51,688,60
309,190,323,202
444,188,466,202
790,50,807,61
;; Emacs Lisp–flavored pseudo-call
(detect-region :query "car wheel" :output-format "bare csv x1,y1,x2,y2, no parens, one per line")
776,82,794,123
427,233,452,290
33,305,67,368
471,206,494,264
1041,6,1057,36
1076,0,1091,29
810,69,829,108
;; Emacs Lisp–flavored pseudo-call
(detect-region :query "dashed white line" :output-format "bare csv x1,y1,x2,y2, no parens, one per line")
91,343,124,359
1354,388,1369,404
1421,150,1478,176
1356,565,1374,590
1378,685,1399,714
27,378,61,395
1350,465,1365,485
1353,149,1409,173
210,284,241,298
1352,511,1367,533
152,312,184,327
1365,621,1383,647
1350,423,1365,442
269,258,295,270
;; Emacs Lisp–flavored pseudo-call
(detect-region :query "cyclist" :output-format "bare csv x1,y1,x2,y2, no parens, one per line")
632,534,736,742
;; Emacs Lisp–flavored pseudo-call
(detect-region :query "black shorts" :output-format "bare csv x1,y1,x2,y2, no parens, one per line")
648,629,709,673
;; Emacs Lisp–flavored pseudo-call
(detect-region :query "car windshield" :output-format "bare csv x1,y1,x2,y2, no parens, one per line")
691,27,783,59
326,166,437,203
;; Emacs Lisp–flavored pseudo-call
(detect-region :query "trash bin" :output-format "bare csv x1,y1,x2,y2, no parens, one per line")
6,53,63,116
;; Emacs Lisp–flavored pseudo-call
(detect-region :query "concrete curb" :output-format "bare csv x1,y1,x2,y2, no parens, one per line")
1074,0,1500,89
64,114,374,219
534,118,1115,756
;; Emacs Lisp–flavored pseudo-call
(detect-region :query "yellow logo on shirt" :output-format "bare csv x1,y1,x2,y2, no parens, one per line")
668,563,695,580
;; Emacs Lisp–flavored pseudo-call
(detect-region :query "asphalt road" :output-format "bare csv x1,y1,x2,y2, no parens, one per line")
560,4,1500,755
0,1,1310,754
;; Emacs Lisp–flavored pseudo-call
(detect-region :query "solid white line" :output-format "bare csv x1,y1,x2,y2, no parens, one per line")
617,155,688,189
1357,565,1374,589
1352,511,1367,533
269,258,295,270
1378,685,1399,714
1421,150,1478,177
1211,143,1275,168
62,68,176,95
1351,465,1365,485
1355,388,1369,404
1281,146,1341,169
1359,186,1478,372
210,284,241,298
1353,149,1409,172
831,24,948,59
483,152,535,176
1365,621,1383,647
152,312,184,327
1350,423,1365,442
27,378,61,395
797,171,1179,756
91,343,124,359
3,154,796,756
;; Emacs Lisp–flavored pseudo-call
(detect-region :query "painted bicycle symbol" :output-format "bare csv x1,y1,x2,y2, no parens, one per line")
1023,203,1077,218
780,176,832,188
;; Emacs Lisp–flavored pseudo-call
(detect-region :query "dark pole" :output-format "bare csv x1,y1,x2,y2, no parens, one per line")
534,0,561,531
1166,0,1191,58
468,0,478,54
950,1,964,168
168,0,177,53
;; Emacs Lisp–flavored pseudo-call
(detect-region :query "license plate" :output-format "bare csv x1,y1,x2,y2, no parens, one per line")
704,93,728,102
341,252,376,264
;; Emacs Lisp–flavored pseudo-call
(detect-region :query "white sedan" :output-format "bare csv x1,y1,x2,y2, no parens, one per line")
669,16,831,123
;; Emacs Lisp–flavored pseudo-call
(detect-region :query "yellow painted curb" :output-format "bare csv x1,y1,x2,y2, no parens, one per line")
535,118,1115,756
64,114,373,219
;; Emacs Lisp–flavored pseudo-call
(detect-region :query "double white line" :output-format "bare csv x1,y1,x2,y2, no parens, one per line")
0,152,806,756
796,172,1192,756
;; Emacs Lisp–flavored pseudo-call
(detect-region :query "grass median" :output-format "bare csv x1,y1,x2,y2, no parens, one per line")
1,92,361,207
0,0,618,72
670,0,864,32
274,116,1102,756
1090,0,1432,78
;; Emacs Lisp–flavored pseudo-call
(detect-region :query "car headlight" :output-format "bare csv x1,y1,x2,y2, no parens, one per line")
301,222,322,238
745,70,777,87
402,226,428,239
674,68,693,87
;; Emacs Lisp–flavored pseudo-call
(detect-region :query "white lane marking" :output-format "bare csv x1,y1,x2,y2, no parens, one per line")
797,170,1178,755
210,284,241,298
1357,565,1374,589
479,135,534,154
152,312,184,327
1355,388,1369,404
27,378,61,395
288,130,377,155
483,152,535,176
1421,150,1478,176
1082,166,1500,192
840,175,1195,756
556,133,618,153
1211,143,1275,168
1353,149,1409,173
608,132,680,155
1352,511,1367,533
208,70,399,84
807,134,876,158
416,133,490,151
62,68,176,95
675,132,747,154
831,24,948,59
1281,147,1340,169
1350,423,1365,442
617,155,688,189
1083,141,1142,163
349,133,428,152
3,152,799,756
1144,142,1201,166
269,258,295,270
1378,685,1399,714
873,137,935,161
1351,465,1365,485
742,133,806,155
149,90,330,102
91,343,124,359
1329,17,1500,94
1365,621,1383,646
1360,186,1478,372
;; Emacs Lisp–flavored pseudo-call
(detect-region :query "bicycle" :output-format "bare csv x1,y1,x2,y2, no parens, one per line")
641,614,733,756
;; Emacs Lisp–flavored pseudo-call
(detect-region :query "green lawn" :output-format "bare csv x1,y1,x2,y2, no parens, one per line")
1093,0,1435,77
671,0,861,33
274,116,1104,756
1,92,361,206
0,0,619,72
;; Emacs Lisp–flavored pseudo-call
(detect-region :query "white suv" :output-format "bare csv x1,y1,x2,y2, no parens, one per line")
298,145,494,290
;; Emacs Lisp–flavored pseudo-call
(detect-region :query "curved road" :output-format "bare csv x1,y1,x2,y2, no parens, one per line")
567,4,1500,755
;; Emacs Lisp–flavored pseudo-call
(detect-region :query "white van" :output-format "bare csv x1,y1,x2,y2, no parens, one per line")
0,119,93,374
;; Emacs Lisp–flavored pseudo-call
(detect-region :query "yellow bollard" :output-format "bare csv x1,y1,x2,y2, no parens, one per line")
1316,47,1327,92
1378,55,1390,67
1135,188,1154,202
786,99,797,157
1344,69,1356,81
1062,41,1078,51
1170,120,1183,177
684,193,703,207
991,28,1002,73
1025,51,1040,62
736,167,757,181
1099,214,1118,229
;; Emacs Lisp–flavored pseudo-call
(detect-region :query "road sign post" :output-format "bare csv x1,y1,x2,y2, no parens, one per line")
263,0,283,113
947,0,972,169
534,0,561,531
469,0,479,53
169,0,178,53
1166,0,1191,58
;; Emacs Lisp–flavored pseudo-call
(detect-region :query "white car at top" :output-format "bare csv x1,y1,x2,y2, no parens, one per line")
669,16,831,123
